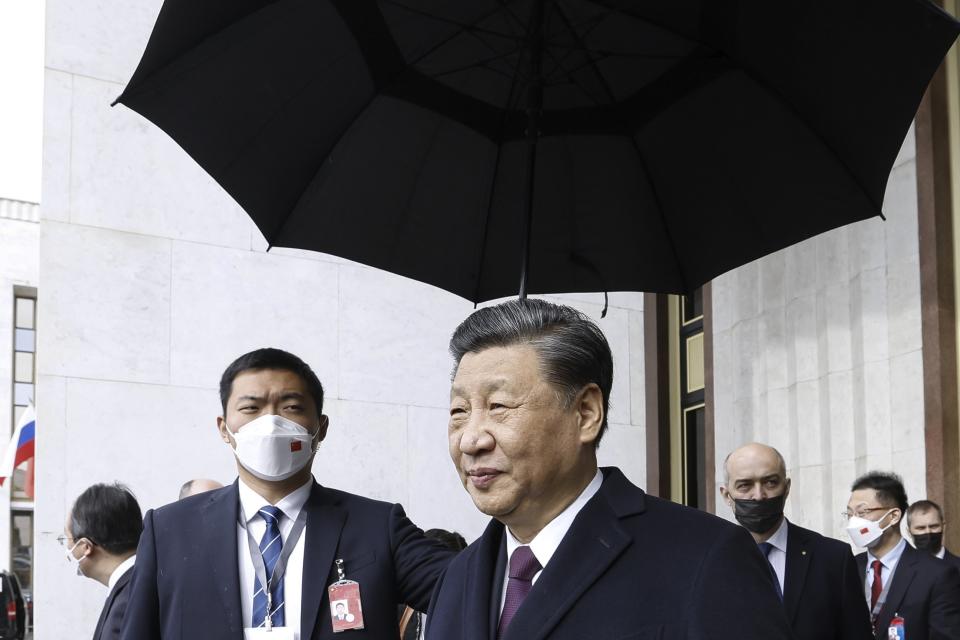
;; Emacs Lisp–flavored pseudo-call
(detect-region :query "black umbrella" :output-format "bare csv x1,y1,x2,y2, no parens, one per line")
115,0,958,302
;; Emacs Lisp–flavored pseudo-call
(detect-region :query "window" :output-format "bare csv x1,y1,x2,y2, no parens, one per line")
11,291,36,500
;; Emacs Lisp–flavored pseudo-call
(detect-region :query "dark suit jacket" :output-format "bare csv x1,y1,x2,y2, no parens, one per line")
782,522,872,640
856,542,960,640
426,467,793,640
120,479,454,639
941,548,960,575
93,564,134,640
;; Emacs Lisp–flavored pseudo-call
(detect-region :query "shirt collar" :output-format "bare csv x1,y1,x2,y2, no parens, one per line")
238,476,313,523
108,555,136,590
936,546,946,559
765,517,789,553
505,469,604,570
867,537,907,570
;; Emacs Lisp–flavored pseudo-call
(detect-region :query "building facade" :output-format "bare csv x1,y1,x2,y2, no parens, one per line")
11,1,958,639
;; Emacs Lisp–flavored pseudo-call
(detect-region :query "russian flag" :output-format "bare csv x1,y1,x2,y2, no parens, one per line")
0,405,35,487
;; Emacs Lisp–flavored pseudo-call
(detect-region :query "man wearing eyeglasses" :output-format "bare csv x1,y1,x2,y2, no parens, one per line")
62,483,143,640
847,471,960,640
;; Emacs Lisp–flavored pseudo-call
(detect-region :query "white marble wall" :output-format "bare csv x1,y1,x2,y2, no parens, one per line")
36,1,647,637
0,214,39,578
711,128,926,544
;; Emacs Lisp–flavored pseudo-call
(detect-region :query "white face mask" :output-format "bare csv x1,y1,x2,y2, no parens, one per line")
847,509,896,549
226,414,318,481
66,539,88,577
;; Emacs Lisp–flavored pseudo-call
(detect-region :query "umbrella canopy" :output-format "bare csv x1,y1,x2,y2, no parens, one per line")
116,0,959,302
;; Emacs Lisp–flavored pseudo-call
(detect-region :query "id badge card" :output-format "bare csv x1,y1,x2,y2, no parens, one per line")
328,580,365,632
244,628,296,640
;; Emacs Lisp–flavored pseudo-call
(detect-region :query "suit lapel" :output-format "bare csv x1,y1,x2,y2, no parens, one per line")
502,471,636,640
461,519,505,640
876,545,918,630
300,482,347,640
92,581,120,640
200,482,243,634
783,523,811,624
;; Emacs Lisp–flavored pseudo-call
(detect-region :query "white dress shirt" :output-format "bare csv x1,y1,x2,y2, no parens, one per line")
865,537,907,596
108,555,136,591
237,477,312,638
500,469,604,614
762,518,788,594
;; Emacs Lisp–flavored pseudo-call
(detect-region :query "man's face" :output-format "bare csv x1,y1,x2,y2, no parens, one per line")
217,368,327,449
720,445,790,506
448,344,600,533
846,489,900,529
909,509,944,537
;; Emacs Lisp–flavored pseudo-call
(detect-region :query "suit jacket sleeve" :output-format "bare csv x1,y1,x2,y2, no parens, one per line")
119,509,161,640
838,543,873,640
688,524,793,639
388,504,455,613
929,560,960,640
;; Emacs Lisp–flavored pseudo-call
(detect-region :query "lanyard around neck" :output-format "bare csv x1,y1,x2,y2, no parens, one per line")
238,504,308,628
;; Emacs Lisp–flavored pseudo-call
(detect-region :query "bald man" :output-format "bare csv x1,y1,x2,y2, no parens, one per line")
178,478,223,500
720,443,872,640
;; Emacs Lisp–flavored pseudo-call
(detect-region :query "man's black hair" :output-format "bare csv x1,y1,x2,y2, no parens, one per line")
449,298,613,447
851,471,909,513
219,348,324,415
69,483,143,555
424,528,468,552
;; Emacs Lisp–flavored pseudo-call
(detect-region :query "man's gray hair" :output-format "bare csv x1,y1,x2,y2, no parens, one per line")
449,298,613,447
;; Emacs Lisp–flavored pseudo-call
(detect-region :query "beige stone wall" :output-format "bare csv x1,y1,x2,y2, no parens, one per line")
711,129,926,543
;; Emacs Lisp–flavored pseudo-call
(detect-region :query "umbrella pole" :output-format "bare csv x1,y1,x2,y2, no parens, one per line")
518,0,545,301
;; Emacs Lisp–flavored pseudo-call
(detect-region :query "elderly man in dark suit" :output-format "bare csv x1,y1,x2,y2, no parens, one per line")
63,483,143,640
121,348,454,640
426,299,792,640
720,443,872,640
847,471,960,640
907,499,960,573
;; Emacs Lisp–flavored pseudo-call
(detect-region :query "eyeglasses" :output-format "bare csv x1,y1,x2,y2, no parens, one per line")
56,534,70,547
841,507,890,521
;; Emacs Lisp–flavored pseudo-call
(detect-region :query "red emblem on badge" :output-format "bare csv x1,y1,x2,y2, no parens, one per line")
860,527,869,534
291,441,302,452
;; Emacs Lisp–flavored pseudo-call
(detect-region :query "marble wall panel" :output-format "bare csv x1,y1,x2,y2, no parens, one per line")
69,76,251,249
315,399,409,505
40,70,72,223
168,240,340,395
883,163,921,266
628,310,645,427
857,267,891,364
338,265,474,408
784,236,818,301
45,0,161,84
597,423,646,489
887,258,922,358
889,350,925,452
39,221,171,383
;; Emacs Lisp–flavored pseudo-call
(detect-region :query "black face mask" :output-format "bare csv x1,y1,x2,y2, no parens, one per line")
733,494,786,534
913,532,944,554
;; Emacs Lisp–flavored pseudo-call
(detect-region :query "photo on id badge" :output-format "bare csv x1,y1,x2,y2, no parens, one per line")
329,581,364,632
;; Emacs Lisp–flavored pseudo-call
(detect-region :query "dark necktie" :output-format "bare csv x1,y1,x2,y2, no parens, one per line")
870,559,883,612
253,505,286,627
498,545,542,639
758,542,783,601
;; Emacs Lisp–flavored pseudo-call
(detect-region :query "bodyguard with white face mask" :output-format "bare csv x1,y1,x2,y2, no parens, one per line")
846,471,960,640
121,348,456,640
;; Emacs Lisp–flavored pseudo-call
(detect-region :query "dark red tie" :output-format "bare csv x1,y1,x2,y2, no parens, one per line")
498,546,542,639
870,559,883,612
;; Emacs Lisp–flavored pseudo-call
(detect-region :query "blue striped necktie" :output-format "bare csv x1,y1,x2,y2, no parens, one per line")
253,505,286,627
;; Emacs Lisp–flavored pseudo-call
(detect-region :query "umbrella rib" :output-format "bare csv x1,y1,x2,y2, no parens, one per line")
429,47,525,80
554,1,691,291
381,0,522,56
